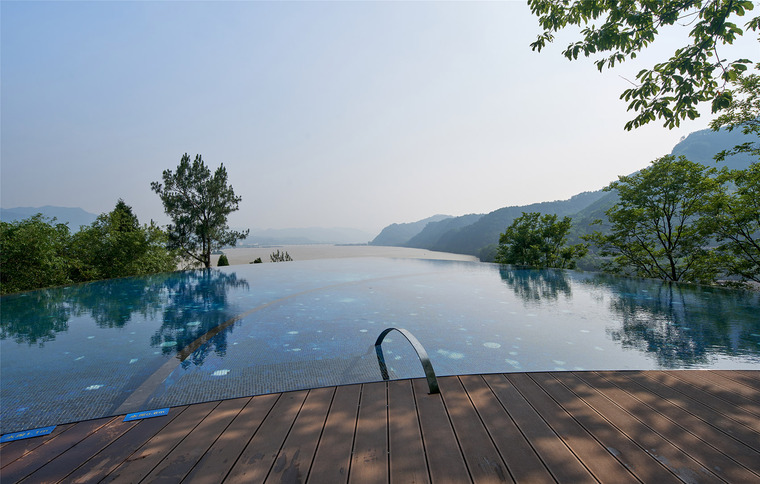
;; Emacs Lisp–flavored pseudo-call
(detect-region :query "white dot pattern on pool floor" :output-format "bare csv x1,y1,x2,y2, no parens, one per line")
1,257,759,434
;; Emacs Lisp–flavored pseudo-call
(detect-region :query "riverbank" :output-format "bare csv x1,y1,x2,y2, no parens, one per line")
213,245,479,266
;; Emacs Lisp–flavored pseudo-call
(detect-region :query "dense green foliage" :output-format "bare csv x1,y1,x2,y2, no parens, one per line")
495,212,587,269
270,250,293,262
528,0,759,130
587,155,718,282
1,215,73,293
217,253,230,266
70,200,177,280
151,153,248,269
706,162,760,282
0,202,177,294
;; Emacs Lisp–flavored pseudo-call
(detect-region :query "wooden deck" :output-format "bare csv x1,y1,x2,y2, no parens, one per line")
2,370,759,483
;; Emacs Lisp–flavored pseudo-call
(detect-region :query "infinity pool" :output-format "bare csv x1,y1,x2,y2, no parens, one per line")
2,258,759,433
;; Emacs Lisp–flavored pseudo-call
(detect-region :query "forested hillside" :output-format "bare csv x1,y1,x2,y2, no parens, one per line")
373,127,755,261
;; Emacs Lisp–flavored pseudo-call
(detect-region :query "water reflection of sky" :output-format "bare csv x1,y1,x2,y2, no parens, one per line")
2,258,759,433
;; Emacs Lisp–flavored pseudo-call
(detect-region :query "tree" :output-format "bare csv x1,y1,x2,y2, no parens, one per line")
586,155,718,282
705,162,760,282
495,212,587,269
70,199,178,280
0,215,72,294
528,0,759,130
217,253,230,266
151,153,249,268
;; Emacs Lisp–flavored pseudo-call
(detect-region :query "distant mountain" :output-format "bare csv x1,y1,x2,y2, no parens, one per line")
0,206,98,230
244,226,375,245
373,126,757,260
370,214,452,246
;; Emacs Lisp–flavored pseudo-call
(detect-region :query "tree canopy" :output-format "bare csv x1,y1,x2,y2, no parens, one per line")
495,212,587,269
151,154,249,269
528,0,759,130
0,201,177,294
586,155,718,282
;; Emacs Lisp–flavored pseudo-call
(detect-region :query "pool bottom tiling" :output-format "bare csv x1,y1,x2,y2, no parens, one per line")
2,257,759,434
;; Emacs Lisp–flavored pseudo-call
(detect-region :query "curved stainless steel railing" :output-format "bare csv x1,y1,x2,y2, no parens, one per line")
375,328,440,394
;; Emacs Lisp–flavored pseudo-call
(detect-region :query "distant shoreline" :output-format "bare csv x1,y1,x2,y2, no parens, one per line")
214,245,479,266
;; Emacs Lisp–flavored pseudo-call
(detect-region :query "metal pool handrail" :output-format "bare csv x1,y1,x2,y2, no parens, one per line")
375,328,440,394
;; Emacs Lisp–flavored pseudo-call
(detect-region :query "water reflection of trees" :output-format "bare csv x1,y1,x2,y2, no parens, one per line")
499,267,572,304
1,270,249,366
0,290,71,346
151,270,249,367
587,275,760,366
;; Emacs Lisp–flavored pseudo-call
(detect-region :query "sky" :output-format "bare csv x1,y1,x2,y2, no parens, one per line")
2,1,757,236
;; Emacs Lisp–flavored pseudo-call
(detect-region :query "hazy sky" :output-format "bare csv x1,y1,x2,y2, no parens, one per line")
2,1,757,235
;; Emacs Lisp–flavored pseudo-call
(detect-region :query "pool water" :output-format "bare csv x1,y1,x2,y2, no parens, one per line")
2,258,759,434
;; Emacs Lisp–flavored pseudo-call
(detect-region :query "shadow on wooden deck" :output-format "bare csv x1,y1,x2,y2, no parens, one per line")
1,370,759,483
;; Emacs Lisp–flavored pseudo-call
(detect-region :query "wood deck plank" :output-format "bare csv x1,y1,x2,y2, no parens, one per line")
531,372,681,484
621,371,760,452
348,382,389,484
100,400,219,483
387,380,429,484
716,370,760,392
17,417,139,483
265,387,335,484
509,372,638,483
641,371,760,433
412,377,470,484
553,372,724,484
181,394,278,484
142,397,249,483
482,373,595,482
577,371,760,483
437,376,512,483
224,390,308,483
1,371,758,484
669,370,760,416
597,371,760,475
458,375,554,484
0,417,114,484
307,384,361,484
0,423,74,468
65,406,190,484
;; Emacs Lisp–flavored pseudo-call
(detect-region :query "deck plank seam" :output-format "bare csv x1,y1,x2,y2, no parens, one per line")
410,378,434,484
554,372,691,483
260,388,313,483
548,373,682,484
10,416,119,484
665,371,760,418
596,371,760,480
710,370,760,392
437,376,476,484
527,373,642,484
219,392,284,483
50,417,142,484
619,372,760,453
302,386,337,484
384,381,391,484
504,373,601,483
0,423,75,468
455,375,516,483
640,372,760,436
481,373,559,483
179,397,252,484
574,372,724,483
131,400,221,483
344,382,365,484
